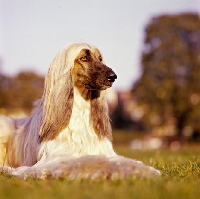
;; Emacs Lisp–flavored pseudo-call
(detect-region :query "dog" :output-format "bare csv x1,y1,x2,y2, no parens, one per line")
0,43,161,179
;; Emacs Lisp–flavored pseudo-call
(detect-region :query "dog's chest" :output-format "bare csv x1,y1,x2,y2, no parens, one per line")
69,90,91,127
51,89,115,157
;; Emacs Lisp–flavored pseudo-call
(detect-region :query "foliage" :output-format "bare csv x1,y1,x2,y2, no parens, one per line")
133,13,200,140
0,72,44,113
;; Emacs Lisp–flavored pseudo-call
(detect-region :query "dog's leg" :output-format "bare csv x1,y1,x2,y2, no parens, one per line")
5,155,161,180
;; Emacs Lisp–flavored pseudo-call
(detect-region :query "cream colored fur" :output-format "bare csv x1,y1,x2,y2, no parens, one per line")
0,43,161,179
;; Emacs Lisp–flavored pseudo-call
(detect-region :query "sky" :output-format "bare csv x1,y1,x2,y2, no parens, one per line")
0,0,199,91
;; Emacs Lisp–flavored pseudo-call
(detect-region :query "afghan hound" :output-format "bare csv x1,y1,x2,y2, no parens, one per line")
0,43,161,180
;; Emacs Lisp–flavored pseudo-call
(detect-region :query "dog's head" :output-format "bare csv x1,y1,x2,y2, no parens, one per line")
39,43,115,141
72,47,117,91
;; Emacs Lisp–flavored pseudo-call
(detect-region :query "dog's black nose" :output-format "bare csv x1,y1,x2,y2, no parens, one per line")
106,71,117,82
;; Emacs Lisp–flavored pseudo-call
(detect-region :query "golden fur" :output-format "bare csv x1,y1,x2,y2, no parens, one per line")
0,43,161,179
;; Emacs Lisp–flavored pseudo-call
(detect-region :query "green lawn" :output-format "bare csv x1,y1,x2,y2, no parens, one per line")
0,131,200,199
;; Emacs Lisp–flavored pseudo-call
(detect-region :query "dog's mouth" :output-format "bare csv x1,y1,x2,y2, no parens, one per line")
83,83,96,90
83,82,112,90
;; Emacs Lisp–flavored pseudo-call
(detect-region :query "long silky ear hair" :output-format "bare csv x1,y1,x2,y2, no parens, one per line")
90,90,112,141
39,43,91,141
39,46,74,141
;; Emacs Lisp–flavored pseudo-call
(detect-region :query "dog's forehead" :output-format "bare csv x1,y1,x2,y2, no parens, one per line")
66,43,91,59
77,49,91,57
76,49,103,62
70,45,103,62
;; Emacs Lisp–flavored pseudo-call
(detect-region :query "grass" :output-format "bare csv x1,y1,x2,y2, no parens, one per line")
0,130,200,199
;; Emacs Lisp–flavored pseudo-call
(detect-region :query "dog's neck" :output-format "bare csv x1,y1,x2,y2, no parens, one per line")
73,86,112,141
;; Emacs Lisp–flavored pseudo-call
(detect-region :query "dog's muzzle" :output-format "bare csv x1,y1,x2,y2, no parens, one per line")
105,71,117,82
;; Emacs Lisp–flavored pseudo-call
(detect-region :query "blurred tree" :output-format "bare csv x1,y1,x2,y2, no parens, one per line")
0,71,44,113
0,74,9,107
111,94,131,129
133,13,200,141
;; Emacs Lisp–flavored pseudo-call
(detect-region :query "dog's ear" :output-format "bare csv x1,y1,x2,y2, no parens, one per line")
90,90,112,141
39,50,74,141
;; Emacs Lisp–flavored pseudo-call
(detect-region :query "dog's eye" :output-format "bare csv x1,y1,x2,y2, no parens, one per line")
80,56,87,61
99,57,102,62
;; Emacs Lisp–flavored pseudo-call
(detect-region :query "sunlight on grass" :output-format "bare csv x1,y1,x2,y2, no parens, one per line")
1,148,200,199
0,130,200,199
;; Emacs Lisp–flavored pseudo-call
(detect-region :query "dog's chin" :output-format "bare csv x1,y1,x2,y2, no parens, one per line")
83,83,96,90
83,83,112,90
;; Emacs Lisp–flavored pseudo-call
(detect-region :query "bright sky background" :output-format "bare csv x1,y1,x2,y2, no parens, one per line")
0,0,199,91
